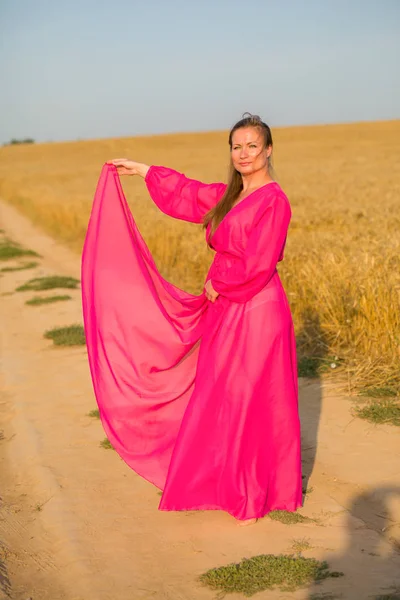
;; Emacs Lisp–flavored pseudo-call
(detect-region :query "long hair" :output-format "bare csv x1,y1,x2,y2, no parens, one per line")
203,113,274,243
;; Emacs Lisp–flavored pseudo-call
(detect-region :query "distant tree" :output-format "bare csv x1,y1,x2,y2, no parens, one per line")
5,138,35,145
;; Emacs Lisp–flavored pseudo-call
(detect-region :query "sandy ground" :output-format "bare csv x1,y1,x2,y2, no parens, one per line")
1,199,399,600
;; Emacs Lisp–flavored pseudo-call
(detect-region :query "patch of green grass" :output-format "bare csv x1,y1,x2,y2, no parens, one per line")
100,438,113,450
44,325,86,346
0,261,38,272
303,486,314,495
354,399,400,427
359,386,398,398
87,408,100,419
0,240,40,261
199,554,343,596
298,357,321,378
298,355,343,378
268,510,314,525
26,295,72,306
16,275,79,292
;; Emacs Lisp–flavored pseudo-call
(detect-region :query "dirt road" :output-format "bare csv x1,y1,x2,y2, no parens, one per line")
1,200,399,600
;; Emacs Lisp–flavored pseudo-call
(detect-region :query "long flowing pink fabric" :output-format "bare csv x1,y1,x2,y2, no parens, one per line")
81,164,302,520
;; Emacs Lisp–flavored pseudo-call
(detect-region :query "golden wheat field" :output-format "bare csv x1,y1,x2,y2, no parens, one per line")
1,121,399,392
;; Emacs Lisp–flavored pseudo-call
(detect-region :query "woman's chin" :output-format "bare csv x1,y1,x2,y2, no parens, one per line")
235,165,253,175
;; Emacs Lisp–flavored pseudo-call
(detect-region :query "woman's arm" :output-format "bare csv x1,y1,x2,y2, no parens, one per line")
210,194,291,303
107,159,226,224
145,166,226,223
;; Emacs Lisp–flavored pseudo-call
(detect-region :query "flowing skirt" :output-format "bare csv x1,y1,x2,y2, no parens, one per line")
81,166,302,520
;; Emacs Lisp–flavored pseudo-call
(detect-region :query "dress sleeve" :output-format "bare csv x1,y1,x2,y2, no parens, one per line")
145,165,226,224
211,194,291,303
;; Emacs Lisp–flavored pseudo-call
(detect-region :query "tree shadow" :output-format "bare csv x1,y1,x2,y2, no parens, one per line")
306,486,400,599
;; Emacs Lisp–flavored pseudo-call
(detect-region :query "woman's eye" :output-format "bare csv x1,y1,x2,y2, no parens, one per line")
249,144,256,148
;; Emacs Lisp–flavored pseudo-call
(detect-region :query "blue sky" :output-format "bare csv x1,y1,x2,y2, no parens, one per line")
1,0,399,143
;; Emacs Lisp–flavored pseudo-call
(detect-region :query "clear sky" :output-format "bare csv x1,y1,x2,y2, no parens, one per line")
1,0,399,144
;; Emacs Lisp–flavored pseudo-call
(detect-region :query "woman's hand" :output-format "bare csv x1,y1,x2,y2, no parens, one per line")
205,279,220,303
107,158,150,179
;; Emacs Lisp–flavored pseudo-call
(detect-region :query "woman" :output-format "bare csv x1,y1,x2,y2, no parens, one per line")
81,113,302,526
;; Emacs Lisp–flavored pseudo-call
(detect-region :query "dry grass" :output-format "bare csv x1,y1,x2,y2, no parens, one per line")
0,121,399,394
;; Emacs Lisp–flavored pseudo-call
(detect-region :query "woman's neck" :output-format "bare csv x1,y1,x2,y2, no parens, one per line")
241,171,273,193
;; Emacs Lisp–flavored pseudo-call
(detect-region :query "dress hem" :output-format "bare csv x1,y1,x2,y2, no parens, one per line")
157,501,304,521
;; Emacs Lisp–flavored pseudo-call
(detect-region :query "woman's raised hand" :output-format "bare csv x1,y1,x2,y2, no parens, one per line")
107,159,150,178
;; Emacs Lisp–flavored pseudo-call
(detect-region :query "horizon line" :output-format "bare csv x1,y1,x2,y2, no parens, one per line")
2,117,399,147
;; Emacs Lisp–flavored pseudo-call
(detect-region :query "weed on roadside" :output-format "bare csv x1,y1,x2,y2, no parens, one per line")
290,538,313,554
0,239,40,261
354,398,400,427
17,275,79,292
87,409,100,419
100,438,113,450
44,324,85,346
298,357,321,378
268,510,314,525
298,355,344,378
26,295,72,306
359,386,398,398
199,553,343,596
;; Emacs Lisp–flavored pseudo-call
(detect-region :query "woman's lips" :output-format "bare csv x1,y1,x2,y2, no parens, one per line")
239,162,251,166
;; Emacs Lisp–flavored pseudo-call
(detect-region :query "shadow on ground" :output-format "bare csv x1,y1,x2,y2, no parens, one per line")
307,486,400,599
297,307,328,497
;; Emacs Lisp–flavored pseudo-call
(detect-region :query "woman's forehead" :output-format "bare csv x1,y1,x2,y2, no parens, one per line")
231,127,262,145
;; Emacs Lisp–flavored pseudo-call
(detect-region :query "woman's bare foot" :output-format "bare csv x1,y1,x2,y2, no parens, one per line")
236,517,258,527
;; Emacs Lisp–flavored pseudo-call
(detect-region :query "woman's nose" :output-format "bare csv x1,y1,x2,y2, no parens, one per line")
240,148,249,158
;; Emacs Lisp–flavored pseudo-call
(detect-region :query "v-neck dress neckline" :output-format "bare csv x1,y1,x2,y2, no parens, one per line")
207,181,279,243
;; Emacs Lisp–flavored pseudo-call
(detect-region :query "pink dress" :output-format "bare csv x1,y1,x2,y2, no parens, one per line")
81,164,302,520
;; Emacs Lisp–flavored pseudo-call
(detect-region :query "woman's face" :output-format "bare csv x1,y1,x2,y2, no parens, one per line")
231,127,271,176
